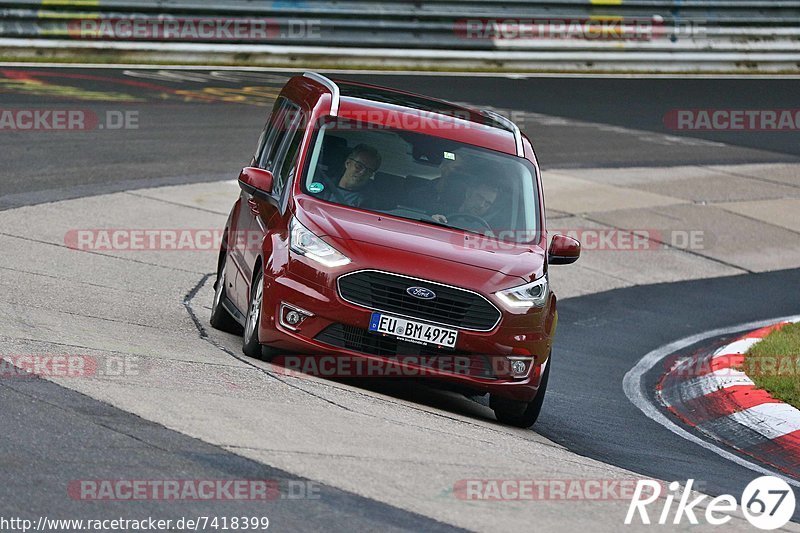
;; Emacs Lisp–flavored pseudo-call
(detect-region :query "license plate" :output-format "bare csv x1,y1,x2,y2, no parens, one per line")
368,312,458,349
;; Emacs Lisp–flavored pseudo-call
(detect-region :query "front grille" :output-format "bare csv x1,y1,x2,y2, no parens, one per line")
315,323,496,379
337,270,501,331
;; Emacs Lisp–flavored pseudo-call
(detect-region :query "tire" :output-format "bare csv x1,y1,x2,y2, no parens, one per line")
242,269,280,361
242,270,265,358
210,255,242,334
491,357,551,428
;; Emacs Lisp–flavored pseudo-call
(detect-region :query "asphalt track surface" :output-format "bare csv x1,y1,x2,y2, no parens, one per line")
2,67,800,527
1,68,798,205
543,269,800,514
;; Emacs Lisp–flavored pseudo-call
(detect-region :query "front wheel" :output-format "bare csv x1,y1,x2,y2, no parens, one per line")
491,357,551,428
242,270,280,361
210,257,242,334
242,271,265,358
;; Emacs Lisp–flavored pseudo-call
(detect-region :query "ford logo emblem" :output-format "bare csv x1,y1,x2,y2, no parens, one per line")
406,286,436,300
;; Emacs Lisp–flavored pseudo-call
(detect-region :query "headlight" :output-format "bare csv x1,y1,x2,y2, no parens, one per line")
496,276,548,308
289,217,351,268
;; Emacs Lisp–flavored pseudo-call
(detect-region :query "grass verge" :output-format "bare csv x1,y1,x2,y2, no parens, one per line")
744,322,800,409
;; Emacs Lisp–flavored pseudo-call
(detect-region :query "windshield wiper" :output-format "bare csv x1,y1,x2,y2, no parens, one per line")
414,218,483,236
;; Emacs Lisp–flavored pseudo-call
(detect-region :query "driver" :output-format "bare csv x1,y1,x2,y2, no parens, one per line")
431,180,498,230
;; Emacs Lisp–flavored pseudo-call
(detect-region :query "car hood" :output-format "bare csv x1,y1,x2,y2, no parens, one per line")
296,197,545,282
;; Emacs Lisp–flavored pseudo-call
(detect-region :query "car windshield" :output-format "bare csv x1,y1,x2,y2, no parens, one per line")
302,119,540,243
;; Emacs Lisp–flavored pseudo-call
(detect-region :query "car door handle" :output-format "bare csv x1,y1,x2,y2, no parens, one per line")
247,199,259,215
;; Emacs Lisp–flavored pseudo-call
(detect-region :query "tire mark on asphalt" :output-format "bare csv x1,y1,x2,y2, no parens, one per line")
125,190,232,216
221,446,500,466
0,231,207,275
181,273,358,413
0,301,175,331
703,166,800,191
0,174,229,212
0,264,159,295
578,215,755,274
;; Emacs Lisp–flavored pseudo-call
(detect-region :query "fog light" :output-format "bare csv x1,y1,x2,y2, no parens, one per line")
510,360,527,375
285,310,302,325
279,302,313,331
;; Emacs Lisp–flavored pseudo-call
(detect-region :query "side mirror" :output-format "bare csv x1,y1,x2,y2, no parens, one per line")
238,167,274,200
548,234,580,265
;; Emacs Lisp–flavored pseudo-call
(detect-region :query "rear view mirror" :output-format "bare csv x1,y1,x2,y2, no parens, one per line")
238,167,274,200
548,234,580,265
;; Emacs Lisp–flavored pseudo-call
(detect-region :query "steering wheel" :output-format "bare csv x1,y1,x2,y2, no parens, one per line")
445,213,493,232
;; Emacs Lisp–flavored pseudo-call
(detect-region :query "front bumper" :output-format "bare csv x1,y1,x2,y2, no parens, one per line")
259,265,555,402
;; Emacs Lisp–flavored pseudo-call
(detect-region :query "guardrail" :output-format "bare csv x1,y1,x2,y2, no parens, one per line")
0,1,798,72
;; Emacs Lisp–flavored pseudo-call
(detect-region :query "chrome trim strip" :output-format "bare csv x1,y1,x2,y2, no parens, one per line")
279,301,314,332
482,109,524,157
303,71,340,117
336,269,502,332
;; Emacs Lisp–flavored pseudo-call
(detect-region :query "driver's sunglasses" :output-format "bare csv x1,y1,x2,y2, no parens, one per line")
347,157,377,175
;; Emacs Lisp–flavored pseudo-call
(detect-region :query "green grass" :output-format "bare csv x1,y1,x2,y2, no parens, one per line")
743,322,800,409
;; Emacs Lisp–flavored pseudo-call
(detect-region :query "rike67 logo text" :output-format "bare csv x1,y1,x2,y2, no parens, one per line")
626,477,796,530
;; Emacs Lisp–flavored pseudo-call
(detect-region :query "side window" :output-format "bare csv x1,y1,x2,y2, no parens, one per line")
259,99,300,171
253,98,285,165
252,129,265,166
272,115,305,199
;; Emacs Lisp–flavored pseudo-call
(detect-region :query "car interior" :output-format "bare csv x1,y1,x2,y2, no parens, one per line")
311,129,537,241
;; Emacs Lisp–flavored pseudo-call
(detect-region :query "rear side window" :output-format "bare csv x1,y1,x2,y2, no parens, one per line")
253,98,285,164
271,113,305,199
257,98,301,171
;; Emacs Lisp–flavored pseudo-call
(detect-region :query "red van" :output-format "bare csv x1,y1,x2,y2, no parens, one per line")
211,72,580,427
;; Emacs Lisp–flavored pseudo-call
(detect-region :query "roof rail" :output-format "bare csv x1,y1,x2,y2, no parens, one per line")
303,72,340,117
482,109,524,157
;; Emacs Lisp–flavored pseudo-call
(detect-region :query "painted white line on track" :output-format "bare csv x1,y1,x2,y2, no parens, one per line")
623,314,800,488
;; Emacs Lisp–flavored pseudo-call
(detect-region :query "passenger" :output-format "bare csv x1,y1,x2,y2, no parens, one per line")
315,144,382,208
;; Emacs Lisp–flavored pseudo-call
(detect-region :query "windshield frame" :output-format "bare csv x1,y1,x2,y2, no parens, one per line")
297,116,543,246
